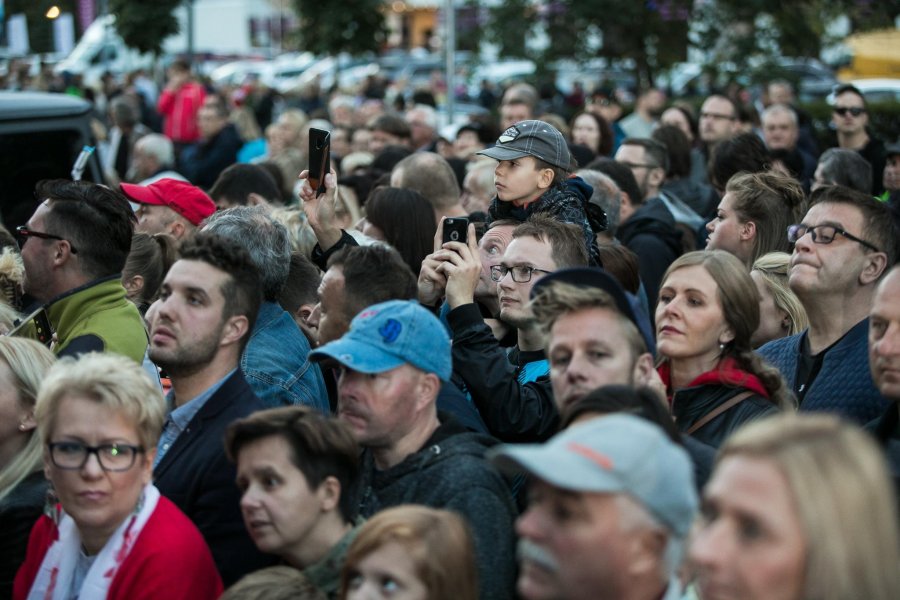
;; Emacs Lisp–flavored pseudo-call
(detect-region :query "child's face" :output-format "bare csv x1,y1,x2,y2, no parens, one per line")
493,156,553,204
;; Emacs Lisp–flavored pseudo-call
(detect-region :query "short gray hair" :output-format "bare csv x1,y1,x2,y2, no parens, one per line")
761,103,798,127
577,169,621,236
136,134,175,169
615,494,685,580
818,148,872,194
202,206,291,301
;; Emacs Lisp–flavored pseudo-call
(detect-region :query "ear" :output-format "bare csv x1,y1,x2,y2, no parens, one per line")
718,324,736,346
632,352,656,387
647,166,665,189
317,476,342,513
247,193,273,209
141,448,156,485
123,274,145,295
739,220,756,242
779,310,792,331
220,314,251,348
628,529,668,577
536,167,555,191
414,372,441,413
18,411,37,433
168,220,186,240
859,252,888,286
53,241,76,267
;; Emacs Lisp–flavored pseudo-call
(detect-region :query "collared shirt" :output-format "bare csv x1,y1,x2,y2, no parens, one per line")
154,369,236,468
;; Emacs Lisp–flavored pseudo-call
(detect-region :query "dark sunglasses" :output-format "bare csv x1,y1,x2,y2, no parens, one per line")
833,106,865,117
16,226,78,254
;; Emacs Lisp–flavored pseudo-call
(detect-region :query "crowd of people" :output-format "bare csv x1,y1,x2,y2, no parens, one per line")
0,58,899,600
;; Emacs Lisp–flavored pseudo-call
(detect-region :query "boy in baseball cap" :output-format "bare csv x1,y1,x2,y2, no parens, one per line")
477,120,605,266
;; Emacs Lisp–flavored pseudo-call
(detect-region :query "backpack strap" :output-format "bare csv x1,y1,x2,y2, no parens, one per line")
685,391,755,436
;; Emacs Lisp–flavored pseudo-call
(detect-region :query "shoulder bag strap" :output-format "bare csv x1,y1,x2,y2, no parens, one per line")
685,390,755,436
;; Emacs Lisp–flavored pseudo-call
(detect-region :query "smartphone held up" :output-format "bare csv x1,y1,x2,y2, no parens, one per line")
308,128,331,197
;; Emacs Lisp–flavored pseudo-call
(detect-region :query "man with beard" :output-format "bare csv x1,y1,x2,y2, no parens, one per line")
149,232,275,585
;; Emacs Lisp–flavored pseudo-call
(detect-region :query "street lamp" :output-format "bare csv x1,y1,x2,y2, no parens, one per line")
46,6,61,19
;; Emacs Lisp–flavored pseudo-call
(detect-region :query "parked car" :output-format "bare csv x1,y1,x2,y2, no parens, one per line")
828,78,900,103
0,92,103,230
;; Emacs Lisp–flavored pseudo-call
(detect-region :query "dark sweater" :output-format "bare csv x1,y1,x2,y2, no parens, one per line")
358,415,517,600
758,319,891,425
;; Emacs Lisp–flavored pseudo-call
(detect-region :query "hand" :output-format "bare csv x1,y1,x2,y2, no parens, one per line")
418,252,449,306
439,223,481,309
298,168,341,251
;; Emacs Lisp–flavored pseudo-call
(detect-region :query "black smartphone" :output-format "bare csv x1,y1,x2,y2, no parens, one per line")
308,128,331,197
5,306,53,346
442,217,469,245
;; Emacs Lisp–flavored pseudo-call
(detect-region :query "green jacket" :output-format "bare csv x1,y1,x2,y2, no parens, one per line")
45,275,147,363
304,522,362,599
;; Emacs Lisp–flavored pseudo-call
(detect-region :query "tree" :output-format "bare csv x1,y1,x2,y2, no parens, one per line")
291,0,386,56
109,0,182,56
485,0,692,88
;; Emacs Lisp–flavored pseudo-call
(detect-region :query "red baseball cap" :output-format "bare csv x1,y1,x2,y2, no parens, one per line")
120,179,216,226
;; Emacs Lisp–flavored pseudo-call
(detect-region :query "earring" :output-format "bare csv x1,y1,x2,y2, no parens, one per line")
719,342,725,351
18,422,27,431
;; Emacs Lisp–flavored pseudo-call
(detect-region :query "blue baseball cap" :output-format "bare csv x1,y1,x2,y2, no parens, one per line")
489,414,697,537
309,299,452,381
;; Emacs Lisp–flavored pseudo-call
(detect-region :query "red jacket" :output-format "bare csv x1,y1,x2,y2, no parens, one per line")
13,496,223,600
157,81,206,144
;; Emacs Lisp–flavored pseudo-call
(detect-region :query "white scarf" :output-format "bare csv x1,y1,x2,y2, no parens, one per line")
27,484,160,600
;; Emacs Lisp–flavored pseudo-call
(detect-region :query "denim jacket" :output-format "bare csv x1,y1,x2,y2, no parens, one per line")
240,302,329,412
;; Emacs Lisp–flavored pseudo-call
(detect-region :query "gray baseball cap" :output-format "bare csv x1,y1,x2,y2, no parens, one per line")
489,413,698,537
476,120,572,170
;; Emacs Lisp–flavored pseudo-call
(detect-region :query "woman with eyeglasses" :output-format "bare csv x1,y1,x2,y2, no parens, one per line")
13,353,222,600
655,250,792,449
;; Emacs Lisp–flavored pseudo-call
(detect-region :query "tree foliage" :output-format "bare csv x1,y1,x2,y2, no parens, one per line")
109,0,181,55
484,0,898,89
291,0,387,56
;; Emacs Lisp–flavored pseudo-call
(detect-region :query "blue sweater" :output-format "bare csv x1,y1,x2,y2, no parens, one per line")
757,318,890,425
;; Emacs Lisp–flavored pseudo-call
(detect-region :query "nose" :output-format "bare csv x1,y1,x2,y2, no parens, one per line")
308,303,322,329
563,351,590,385
240,485,261,511
792,228,814,253
515,505,546,542
80,451,104,478
705,218,715,234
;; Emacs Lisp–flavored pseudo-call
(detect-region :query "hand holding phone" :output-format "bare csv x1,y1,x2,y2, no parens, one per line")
308,128,331,198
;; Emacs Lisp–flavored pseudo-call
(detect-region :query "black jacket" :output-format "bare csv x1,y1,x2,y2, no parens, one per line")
617,197,682,306
358,415,518,600
448,302,559,442
153,370,277,585
867,403,900,499
672,383,779,449
0,470,47,599
179,123,242,189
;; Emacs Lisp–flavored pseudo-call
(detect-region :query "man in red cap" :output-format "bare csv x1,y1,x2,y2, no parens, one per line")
120,178,217,242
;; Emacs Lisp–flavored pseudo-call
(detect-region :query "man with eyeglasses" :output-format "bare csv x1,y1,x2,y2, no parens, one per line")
830,83,886,196
696,94,741,185
614,138,691,307
437,215,589,441
758,185,897,424
16,179,147,363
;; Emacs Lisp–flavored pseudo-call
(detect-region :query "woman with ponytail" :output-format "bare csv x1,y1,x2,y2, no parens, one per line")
655,250,792,448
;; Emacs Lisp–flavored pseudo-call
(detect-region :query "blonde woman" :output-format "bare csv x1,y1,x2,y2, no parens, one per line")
750,252,808,348
691,414,900,600
0,338,55,598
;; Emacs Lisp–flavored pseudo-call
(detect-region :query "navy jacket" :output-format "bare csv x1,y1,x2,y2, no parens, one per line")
758,318,891,425
153,370,276,585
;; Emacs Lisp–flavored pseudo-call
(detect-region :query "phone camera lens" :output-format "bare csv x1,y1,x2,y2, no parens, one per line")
450,231,459,241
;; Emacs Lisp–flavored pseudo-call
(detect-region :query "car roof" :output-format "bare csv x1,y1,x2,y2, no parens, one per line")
0,92,92,121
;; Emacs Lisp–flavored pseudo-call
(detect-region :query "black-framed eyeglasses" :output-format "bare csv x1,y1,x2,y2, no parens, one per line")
16,226,78,254
48,441,145,472
833,106,865,117
490,265,553,283
787,224,880,253
700,111,736,121
618,161,658,170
